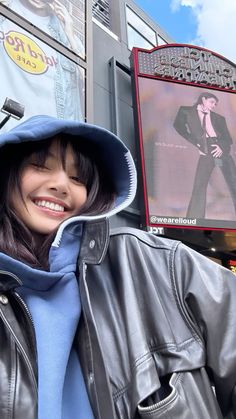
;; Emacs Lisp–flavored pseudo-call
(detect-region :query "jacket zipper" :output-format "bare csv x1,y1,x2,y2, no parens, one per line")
13,291,35,326
0,269,36,344
13,291,38,366
138,373,179,412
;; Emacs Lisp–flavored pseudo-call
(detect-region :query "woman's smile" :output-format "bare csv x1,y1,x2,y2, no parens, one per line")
32,196,70,214
11,140,87,235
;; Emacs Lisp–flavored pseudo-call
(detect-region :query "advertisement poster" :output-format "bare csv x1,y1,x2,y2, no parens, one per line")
138,78,236,230
0,16,85,130
0,0,85,59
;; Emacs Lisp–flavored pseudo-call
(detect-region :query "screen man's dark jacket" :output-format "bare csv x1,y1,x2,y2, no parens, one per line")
1,219,236,418
173,105,233,154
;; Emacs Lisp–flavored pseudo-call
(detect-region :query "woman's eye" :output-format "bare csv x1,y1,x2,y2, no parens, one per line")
31,163,49,170
70,176,84,184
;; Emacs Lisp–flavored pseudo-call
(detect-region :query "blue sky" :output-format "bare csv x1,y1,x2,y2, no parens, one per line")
134,0,197,44
133,0,236,63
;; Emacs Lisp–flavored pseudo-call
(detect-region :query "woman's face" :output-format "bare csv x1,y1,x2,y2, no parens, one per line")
11,139,87,236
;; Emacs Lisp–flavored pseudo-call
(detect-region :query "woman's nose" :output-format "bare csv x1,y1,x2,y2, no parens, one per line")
48,170,70,195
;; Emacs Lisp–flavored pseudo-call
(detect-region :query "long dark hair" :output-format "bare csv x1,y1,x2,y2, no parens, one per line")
0,134,115,269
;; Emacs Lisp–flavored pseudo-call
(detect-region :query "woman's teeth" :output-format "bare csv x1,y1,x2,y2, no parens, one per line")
34,200,65,212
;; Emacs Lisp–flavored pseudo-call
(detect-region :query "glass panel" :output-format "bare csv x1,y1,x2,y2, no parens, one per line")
158,35,167,46
127,24,154,51
0,0,85,59
126,6,156,46
0,16,85,131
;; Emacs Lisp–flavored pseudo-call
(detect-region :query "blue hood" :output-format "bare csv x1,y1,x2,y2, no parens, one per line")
0,115,137,244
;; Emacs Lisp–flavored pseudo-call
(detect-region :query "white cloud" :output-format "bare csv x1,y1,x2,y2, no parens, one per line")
171,0,201,11
171,0,236,63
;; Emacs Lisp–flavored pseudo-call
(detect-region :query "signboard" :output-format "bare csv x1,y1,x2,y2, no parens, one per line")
0,17,85,130
131,44,236,231
0,0,85,59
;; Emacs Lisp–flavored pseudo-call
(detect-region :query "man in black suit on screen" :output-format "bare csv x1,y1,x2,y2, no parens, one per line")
173,91,236,218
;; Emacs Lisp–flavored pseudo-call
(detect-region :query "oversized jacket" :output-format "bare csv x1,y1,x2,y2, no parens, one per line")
1,218,236,419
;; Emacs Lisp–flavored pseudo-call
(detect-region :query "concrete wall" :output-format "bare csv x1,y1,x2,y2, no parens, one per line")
92,0,173,228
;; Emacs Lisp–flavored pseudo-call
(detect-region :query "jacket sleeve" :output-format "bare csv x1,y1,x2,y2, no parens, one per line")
173,242,236,416
173,106,200,148
173,107,191,141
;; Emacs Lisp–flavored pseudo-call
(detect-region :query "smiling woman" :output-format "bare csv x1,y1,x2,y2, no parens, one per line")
0,114,138,419
0,132,115,267
11,138,88,236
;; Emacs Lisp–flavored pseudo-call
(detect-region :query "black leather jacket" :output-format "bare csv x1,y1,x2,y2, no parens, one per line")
1,220,236,418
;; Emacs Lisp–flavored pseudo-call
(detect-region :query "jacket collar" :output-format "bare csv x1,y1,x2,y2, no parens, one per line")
0,218,110,292
0,270,22,292
79,218,110,265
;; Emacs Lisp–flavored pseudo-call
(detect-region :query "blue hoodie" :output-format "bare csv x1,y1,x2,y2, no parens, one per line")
0,115,137,419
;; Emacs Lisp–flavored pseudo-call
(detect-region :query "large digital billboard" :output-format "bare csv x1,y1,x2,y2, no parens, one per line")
132,44,236,231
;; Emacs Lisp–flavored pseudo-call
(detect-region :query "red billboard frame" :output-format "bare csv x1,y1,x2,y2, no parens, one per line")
131,44,236,232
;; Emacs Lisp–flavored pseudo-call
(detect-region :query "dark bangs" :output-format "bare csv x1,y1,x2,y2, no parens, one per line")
23,135,96,194
0,134,115,215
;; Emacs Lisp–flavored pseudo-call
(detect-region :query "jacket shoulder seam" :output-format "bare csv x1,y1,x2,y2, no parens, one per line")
110,229,179,251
